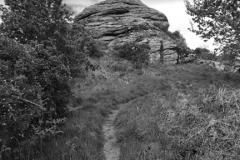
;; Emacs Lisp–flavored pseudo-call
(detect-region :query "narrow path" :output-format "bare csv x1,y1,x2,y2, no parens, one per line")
103,109,120,160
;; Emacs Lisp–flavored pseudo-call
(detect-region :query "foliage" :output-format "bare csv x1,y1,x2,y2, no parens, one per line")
185,0,240,59
0,0,73,44
194,47,218,60
0,0,98,159
113,63,240,160
168,30,189,51
70,24,103,59
0,35,71,159
218,44,239,63
0,0,87,77
114,42,150,69
167,30,190,55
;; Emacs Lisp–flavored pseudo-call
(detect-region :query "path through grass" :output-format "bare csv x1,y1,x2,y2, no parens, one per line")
41,63,240,160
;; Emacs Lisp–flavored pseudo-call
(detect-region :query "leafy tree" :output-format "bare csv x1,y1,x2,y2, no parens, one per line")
194,47,217,60
185,0,240,58
0,0,88,159
0,0,73,44
165,30,191,63
0,0,86,76
0,35,46,159
171,31,188,50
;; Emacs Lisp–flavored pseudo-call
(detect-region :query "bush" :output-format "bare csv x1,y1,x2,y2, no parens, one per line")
0,35,74,159
0,24,103,159
69,24,104,59
114,42,150,69
194,47,218,60
0,0,104,159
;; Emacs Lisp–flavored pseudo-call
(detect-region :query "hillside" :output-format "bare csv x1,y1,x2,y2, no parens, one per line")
42,59,240,160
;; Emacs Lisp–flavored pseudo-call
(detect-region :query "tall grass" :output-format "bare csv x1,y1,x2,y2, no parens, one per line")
41,61,240,160
114,63,240,160
40,61,163,159
114,86,240,159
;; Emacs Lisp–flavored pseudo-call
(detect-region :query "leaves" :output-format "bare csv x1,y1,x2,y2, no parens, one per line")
185,0,240,59
0,0,103,158
114,42,150,69
0,0,85,159
0,0,74,44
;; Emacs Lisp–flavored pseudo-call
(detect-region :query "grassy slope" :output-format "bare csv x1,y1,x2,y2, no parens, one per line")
114,63,240,160
42,61,240,160
41,59,160,159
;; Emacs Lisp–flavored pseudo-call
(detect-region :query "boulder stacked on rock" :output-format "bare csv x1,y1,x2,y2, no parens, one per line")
74,0,178,64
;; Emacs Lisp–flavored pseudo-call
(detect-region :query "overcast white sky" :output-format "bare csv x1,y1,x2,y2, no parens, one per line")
0,0,215,50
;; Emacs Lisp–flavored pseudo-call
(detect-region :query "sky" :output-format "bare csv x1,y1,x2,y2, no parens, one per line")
0,0,215,50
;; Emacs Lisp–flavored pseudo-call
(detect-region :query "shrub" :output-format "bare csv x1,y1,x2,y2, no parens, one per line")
0,26,102,159
0,35,74,159
83,36,104,58
0,0,104,159
194,47,218,60
69,23,104,59
114,42,150,69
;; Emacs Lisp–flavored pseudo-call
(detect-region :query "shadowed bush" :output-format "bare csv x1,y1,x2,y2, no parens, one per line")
114,42,150,69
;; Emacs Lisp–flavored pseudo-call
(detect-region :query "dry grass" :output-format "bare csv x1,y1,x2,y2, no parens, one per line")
40,56,157,160
114,63,240,160
41,60,240,160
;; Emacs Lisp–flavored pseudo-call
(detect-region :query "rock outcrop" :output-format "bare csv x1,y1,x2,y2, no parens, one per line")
74,0,178,64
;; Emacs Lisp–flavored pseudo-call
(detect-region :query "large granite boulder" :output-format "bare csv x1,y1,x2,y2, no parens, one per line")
74,0,178,64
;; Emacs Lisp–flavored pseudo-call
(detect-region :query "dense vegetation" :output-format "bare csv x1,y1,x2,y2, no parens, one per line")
114,42,150,69
168,30,189,52
0,0,102,159
193,47,218,60
113,63,240,160
185,0,240,61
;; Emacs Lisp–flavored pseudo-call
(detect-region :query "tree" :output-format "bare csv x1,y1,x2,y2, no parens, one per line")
0,0,105,158
0,0,89,77
164,30,191,63
185,0,240,58
0,0,73,44
171,31,188,50
0,1,86,159
167,30,189,51
194,47,217,60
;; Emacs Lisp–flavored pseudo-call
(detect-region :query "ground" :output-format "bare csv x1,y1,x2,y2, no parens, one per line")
42,60,240,160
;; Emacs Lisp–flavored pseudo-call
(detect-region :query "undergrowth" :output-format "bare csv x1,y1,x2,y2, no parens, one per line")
114,42,150,69
114,63,240,160
40,58,166,159
39,61,240,160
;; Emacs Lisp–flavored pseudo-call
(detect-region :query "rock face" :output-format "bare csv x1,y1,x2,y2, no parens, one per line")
74,0,178,64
